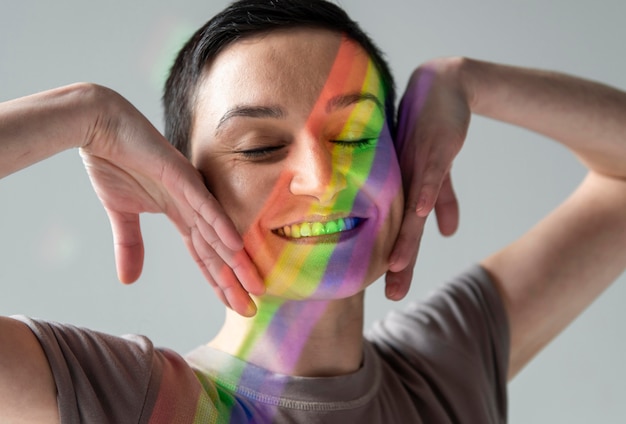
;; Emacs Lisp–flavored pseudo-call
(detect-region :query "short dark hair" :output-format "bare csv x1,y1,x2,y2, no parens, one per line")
163,0,396,158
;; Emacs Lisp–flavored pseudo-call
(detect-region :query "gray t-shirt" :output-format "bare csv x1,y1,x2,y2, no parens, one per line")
15,265,509,423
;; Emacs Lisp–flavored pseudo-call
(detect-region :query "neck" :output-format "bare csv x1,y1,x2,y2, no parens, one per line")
208,292,365,377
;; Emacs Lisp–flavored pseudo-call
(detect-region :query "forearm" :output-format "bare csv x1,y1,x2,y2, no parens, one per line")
0,83,105,178
457,59,626,376
460,58,626,178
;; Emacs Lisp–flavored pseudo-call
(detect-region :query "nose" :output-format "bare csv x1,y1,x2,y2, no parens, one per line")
289,136,347,205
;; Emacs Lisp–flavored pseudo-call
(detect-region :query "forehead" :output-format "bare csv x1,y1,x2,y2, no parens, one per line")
192,28,383,131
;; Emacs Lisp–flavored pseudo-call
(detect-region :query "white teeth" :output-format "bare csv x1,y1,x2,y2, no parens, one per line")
275,217,362,238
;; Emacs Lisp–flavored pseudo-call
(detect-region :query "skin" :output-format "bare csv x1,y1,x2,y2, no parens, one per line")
191,29,403,376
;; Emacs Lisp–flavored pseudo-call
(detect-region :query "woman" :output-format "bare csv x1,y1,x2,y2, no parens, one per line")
2,0,626,422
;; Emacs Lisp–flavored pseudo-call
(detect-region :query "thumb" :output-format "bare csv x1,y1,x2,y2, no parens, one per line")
107,209,145,284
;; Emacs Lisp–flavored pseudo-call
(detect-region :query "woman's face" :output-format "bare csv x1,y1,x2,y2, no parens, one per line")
190,28,403,300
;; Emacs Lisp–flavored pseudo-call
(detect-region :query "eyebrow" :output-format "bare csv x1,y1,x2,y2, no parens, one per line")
215,105,285,133
214,92,384,135
326,92,384,114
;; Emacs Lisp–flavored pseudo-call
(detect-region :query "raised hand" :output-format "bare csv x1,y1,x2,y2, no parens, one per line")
386,58,470,300
0,83,264,316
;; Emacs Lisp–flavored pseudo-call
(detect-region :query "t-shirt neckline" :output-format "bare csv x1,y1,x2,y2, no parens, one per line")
184,340,381,411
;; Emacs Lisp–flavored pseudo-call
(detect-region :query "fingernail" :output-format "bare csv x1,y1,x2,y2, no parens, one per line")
244,300,257,317
386,282,398,299
416,195,427,212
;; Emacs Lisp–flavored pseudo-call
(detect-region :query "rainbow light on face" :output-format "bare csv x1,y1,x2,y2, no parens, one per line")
241,37,394,297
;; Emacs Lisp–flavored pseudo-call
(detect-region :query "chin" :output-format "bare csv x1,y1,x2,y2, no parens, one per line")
262,253,388,301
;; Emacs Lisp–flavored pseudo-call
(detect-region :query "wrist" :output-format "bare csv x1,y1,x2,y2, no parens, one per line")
454,57,479,112
414,56,476,112
70,82,121,151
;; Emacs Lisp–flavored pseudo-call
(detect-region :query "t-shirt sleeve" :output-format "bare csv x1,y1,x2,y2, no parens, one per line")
11,316,204,424
366,265,509,422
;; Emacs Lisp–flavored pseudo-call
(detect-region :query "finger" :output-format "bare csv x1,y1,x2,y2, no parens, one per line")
386,212,427,300
434,173,459,236
190,227,257,317
385,253,418,301
160,166,264,298
106,209,144,284
180,174,244,252
182,234,233,309
230,249,266,296
223,283,258,318
389,210,426,272
158,153,243,252
194,214,265,296
414,151,453,218
189,236,257,318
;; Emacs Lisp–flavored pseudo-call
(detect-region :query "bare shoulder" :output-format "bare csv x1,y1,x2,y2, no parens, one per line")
0,316,59,423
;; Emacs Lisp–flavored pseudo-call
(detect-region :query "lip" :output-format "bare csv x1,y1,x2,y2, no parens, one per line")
271,215,367,243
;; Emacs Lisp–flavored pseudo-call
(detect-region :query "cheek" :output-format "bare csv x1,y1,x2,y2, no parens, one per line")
382,145,404,241
363,131,402,195
361,141,404,283
203,162,273,235
387,187,404,246
367,134,404,241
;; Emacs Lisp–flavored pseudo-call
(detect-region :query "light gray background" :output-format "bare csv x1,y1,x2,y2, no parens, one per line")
1,0,625,422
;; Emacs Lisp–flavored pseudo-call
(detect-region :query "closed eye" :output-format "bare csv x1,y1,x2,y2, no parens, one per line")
332,139,377,150
235,145,286,160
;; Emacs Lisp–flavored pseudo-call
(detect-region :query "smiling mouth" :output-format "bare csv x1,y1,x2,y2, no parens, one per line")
273,217,364,239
